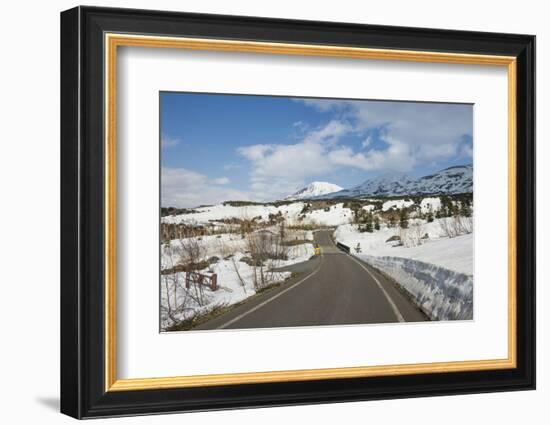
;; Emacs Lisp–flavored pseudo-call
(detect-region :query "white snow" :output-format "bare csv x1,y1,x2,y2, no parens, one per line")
160,228,315,330
382,199,414,212
318,165,472,199
162,202,306,226
160,252,293,329
303,203,353,226
160,195,473,325
420,197,442,213
163,201,353,227
363,255,473,320
334,221,472,275
284,181,343,200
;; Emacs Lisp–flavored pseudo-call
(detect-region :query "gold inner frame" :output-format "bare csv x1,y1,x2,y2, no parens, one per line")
104,33,517,392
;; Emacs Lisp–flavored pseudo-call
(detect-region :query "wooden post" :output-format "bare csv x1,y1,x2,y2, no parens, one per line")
211,274,218,291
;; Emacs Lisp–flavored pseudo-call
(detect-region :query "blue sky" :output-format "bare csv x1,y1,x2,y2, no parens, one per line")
161,92,472,208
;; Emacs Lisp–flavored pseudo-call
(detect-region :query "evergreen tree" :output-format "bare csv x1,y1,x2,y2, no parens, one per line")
365,212,373,232
426,206,434,223
460,201,472,217
399,208,409,229
374,216,380,230
441,196,453,217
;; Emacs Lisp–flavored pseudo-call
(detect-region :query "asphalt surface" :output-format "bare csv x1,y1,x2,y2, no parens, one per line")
195,230,426,330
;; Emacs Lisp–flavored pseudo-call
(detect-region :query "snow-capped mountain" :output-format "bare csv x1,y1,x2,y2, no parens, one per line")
412,165,473,195
284,181,343,200
317,165,473,199
329,171,419,198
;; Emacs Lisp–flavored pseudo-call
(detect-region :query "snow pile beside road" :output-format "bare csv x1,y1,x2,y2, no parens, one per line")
334,221,473,320
361,255,472,320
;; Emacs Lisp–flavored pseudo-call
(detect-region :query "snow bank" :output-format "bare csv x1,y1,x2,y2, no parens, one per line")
361,255,473,320
334,219,473,321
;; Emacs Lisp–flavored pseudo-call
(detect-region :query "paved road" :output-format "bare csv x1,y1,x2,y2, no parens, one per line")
195,230,426,330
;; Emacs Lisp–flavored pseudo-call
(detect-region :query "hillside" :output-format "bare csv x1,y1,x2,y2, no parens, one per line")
317,165,473,199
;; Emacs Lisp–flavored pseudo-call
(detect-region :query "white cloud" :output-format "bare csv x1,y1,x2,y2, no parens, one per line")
328,137,415,172
362,136,372,149
302,119,351,145
213,177,230,185
237,100,472,201
238,144,274,161
223,163,241,171
460,143,473,158
161,168,249,208
161,134,181,148
237,120,352,200
296,98,472,163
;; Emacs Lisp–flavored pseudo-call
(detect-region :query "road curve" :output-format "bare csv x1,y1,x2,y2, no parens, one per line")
195,230,426,330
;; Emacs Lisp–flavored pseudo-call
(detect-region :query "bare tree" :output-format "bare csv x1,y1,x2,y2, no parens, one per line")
439,217,456,238
246,231,288,290
230,256,248,295
409,222,426,247
439,215,473,238
161,243,192,328
178,236,205,270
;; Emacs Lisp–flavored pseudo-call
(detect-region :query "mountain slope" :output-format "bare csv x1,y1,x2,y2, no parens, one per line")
284,181,343,200
411,165,473,195
317,165,472,199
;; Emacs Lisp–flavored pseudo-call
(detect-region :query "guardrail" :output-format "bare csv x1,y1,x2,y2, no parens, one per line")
336,241,350,253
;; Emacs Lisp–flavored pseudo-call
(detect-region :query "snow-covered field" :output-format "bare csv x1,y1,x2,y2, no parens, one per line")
163,203,306,225
304,203,354,226
334,221,472,275
160,228,315,330
162,202,354,227
334,218,473,321
160,195,473,327
382,199,414,212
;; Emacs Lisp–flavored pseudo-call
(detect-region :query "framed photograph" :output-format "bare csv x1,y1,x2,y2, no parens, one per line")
60,6,535,419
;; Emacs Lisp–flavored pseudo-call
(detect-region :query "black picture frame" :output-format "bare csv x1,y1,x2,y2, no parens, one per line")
61,5,535,419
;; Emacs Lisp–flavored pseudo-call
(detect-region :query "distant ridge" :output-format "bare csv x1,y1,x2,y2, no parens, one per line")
315,164,473,199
